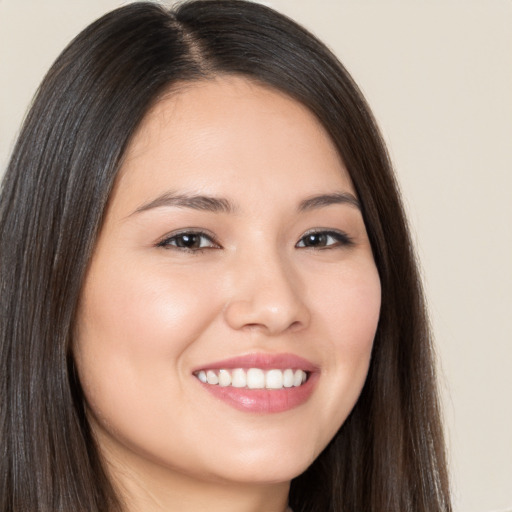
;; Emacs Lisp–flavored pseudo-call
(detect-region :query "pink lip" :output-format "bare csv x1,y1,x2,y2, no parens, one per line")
193,353,319,414
192,352,319,372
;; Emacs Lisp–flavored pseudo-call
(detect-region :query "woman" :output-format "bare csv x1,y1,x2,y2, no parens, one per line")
0,1,451,511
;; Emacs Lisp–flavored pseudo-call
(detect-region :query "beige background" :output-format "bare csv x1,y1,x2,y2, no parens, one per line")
1,1,511,511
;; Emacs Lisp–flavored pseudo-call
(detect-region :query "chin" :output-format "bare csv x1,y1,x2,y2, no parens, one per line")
205,458,313,486
196,437,321,485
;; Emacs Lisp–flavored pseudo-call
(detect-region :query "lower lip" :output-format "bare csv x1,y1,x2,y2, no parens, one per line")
196,373,318,413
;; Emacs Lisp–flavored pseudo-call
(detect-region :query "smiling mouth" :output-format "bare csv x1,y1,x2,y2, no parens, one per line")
193,354,318,413
194,368,308,390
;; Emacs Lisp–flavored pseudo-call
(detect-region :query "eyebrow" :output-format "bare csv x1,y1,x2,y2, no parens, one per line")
133,192,236,215
132,190,360,216
298,192,361,212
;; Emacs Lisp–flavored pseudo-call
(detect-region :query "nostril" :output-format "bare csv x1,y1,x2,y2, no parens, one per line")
238,319,304,335
289,320,303,332
243,323,264,332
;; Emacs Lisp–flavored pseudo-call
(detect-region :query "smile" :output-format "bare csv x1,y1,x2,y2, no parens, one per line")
194,368,308,389
192,353,318,413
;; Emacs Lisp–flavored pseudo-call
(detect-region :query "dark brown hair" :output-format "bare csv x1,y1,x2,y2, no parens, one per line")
0,1,451,510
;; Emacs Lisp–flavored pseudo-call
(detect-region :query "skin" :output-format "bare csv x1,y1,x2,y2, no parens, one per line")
74,76,381,512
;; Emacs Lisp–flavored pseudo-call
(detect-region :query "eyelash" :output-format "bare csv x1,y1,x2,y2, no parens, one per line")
156,230,220,253
295,229,354,250
156,228,353,253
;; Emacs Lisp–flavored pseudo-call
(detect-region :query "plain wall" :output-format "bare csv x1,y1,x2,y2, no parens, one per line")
1,1,511,511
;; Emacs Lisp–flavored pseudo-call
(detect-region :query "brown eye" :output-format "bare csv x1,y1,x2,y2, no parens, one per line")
301,233,329,247
157,231,219,251
174,234,202,248
296,230,352,249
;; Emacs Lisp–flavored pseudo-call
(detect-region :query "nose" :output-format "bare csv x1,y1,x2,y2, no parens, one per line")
223,251,310,336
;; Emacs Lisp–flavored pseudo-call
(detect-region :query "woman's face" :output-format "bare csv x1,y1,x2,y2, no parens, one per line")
74,76,381,489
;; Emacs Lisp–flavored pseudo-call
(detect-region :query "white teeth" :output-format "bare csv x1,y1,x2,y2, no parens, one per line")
206,370,219,385
196,368,308,389
231,368,247,388
218,369,231,387
247,368,265,389
266,369,283,389
283,368,294,388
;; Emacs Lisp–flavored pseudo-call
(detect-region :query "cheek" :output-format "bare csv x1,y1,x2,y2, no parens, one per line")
313,259,381,354
336,269,380,376
72,257,222,429
333,275,380,355
308,261,381,436
77,257,221,360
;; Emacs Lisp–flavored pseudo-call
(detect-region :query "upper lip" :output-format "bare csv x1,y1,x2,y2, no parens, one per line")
192,352,319,373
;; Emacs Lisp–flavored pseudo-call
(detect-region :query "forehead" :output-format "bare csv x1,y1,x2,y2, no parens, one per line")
113,76,354,214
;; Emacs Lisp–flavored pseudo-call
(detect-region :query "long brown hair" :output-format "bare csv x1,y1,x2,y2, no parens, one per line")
0,1,451,510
